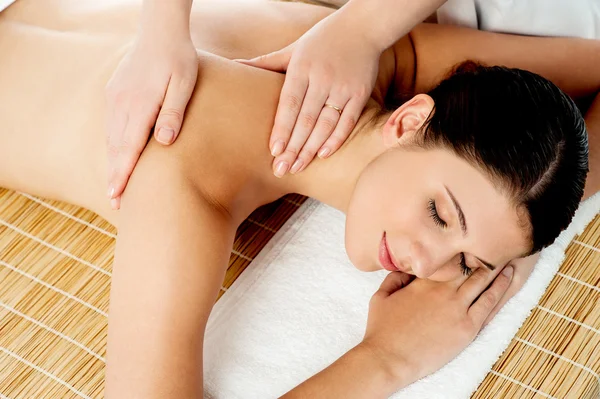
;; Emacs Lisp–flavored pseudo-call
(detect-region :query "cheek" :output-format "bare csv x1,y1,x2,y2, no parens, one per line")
343,155,425,272
345,197,378,271
344,174,388,272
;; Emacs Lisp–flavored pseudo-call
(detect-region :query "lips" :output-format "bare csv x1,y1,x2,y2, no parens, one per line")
379,232,400,272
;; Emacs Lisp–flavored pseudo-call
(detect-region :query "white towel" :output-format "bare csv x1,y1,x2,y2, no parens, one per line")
0,0,16,13
203,192,600,398
437,0,600,39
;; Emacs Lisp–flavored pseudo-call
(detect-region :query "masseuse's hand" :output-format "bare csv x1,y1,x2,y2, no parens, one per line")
105,28,198,209
238,10,382,177
360,265,514,388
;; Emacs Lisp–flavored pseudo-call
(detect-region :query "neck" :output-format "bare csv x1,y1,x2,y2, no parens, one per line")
279,105,387,212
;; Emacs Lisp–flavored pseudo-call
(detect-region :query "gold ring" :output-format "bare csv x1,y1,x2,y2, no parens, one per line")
323,103,343,116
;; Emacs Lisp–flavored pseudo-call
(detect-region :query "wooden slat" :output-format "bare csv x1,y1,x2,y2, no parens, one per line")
1,185,599,398
0,188,304,398
0,2,599,396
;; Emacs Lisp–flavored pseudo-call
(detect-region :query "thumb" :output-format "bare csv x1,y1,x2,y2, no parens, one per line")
374,272,414,299
234,47,292,72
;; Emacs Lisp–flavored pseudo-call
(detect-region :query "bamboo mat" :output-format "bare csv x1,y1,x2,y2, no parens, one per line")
0,186,598,399
0,2,599,397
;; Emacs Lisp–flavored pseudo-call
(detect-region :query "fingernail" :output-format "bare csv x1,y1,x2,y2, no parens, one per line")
318,147,331,158
110,197,119,210
107,186,115,199
271,140,285,157
290,159,304,174
156,128,174,144
502,266,513,277
274,161,289,178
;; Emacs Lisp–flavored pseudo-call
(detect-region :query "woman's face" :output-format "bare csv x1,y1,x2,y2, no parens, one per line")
345,146,531,281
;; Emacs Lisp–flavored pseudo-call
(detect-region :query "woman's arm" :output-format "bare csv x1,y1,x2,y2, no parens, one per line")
104,138,235,398
583,93,600,199
344,0,446,51
282,344,402,399
283,265,515,397
402,23,600,100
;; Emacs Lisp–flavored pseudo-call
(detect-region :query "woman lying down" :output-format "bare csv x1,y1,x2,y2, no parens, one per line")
0,0,598,397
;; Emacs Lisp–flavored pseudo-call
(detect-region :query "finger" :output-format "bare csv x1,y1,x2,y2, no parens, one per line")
234,47,292,72
154,73,197,145
106,108,128,194
108,106,157,199
482,265,526,327
481,283,513,328
281,84,329,175
105,100,122,145
269,72,309,158
105,81,120,142
456,262,500,305
317,96,366,159
105,97,128,179
110,196,121,211
373,272,414,299
291,99,345,173
467,266,513,327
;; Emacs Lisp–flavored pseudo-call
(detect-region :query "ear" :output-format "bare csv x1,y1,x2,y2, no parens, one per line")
381,94,435,148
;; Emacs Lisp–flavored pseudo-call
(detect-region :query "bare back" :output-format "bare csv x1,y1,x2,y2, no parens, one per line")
2,2,599,397
0,0,403,226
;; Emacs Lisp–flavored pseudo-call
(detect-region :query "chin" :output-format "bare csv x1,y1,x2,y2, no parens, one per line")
351,258,380,272
344,238,380,272
344,212,382,272
352,260,380,272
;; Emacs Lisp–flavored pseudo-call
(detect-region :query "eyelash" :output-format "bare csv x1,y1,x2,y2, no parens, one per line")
427,199,473,276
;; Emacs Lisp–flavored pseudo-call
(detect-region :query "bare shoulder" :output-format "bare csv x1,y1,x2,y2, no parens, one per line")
147,52,287,222
189,1,335,61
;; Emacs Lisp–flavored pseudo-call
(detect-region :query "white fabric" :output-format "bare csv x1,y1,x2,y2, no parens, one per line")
0,0,16,13
204,192,600,398
438,0,600,39
202,0,600,397
436,0,478,28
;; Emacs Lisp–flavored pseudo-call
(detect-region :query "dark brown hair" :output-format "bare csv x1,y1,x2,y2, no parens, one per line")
400,61,588,254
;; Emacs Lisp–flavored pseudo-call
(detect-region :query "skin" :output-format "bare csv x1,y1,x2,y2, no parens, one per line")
105,0,198,210
106,0,449,205
242,0,448,178
0,0,599,397
344,95,529,279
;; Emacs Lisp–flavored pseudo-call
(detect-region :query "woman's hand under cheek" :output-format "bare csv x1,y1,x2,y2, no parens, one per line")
482,252,540,327
359,266,514,389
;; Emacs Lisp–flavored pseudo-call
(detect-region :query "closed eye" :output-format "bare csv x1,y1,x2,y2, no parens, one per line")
459,253,473,276
428,199,473,276
427,199,447,228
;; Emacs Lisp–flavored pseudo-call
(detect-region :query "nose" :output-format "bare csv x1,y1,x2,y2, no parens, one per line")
407,240,451,279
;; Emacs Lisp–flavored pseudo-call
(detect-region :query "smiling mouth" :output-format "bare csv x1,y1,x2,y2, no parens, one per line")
379,232,413,273
379,232,401,272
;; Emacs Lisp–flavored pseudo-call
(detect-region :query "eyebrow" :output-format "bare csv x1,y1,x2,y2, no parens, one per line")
444,185,497,271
